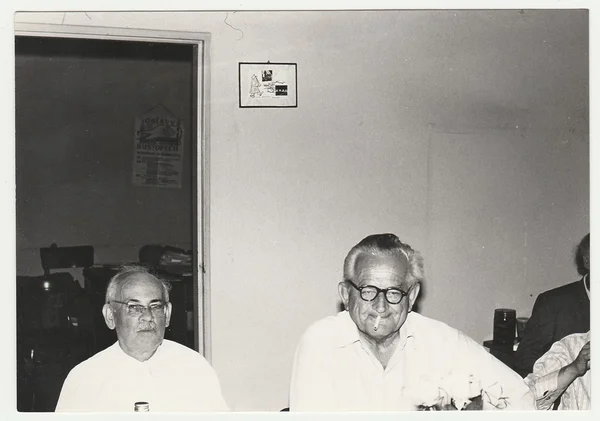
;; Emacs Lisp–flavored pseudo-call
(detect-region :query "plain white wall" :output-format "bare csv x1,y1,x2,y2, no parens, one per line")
15,10,589,411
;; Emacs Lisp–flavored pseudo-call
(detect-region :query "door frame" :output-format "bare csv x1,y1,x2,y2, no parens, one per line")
14,22,213,359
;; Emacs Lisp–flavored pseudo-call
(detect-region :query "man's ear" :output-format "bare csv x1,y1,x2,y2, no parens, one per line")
102,304,116,330
408,283,421,312
165,302,172,327
338,282,350,309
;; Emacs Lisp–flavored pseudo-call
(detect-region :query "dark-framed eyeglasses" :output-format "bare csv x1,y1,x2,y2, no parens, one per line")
345,280,408,305
110,300,167,316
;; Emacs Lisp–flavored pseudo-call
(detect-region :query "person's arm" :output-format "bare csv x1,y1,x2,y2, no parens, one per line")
289,328,336,411
198,366,230,411
524,340,589,410
454,332,536,410
54,366,87,412
513,293,554,377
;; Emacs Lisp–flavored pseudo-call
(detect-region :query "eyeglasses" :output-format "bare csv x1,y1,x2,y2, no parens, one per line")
345,280,408,305
110,300,167,316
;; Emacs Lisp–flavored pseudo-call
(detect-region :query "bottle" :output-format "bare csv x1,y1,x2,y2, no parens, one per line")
134,402,150,412
493,308,516,345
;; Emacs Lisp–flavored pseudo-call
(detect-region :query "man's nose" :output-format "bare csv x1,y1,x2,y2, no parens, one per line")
373,292,388,312
139,306,154,320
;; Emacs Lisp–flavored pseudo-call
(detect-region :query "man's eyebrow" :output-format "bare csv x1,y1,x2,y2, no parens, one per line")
357,282,405,290
121,298,164,304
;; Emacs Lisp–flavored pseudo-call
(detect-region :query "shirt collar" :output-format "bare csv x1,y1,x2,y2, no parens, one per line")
583,274,590,300
333,310,415,350
112,339,165,365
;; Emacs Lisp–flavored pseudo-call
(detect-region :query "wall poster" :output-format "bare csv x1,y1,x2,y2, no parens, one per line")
133,104,184,188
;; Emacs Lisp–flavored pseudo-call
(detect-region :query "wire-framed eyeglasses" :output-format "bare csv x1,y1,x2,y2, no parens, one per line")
345,280,408,305
110,300,167,316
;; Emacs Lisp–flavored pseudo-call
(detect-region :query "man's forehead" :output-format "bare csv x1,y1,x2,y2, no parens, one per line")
354,253,408,284
119,273,163,298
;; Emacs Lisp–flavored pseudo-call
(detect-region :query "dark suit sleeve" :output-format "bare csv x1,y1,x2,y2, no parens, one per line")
513,293,555,378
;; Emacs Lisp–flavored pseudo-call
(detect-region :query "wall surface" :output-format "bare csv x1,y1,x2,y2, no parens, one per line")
15,10,589,411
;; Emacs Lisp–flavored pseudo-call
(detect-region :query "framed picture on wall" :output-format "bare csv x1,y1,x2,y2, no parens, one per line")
239,62,297,108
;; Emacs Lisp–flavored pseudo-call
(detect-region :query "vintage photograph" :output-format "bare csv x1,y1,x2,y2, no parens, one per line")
8,4,591,416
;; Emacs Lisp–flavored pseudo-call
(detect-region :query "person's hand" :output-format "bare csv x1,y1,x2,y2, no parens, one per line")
570,341,590,377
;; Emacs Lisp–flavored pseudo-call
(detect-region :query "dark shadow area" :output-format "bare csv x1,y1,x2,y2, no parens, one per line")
16,36,193,62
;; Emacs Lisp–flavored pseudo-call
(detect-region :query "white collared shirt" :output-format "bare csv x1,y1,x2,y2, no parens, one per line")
583,274,590,300
56,339,229,412
290,311,535,411
524,331,591,410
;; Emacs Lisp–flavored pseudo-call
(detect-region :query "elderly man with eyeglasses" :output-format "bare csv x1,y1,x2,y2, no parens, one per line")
289,233,535,411
56,265,228,412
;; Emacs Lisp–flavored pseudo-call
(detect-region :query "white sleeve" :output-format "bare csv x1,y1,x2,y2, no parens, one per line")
54,366,88,412
201,366,230,411
524,338,576,410
454,333,536,410
289,327,336,411
180,353,230,412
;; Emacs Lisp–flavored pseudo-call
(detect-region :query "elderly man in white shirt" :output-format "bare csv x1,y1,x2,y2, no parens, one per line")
56,265,228,412
524,332,590,410
289,233,535,411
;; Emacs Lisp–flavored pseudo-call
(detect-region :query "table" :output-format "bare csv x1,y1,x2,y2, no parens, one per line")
483,340,518,370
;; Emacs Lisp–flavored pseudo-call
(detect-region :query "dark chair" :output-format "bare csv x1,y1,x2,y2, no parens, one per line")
139,244,166,266
40,243,94,277
38,243,95,339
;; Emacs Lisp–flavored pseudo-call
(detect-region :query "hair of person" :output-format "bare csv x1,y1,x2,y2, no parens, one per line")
105,265,171,304
575,232,590,276
343,233,424,287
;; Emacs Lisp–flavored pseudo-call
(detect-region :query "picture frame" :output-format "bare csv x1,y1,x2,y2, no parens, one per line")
239,62,297,108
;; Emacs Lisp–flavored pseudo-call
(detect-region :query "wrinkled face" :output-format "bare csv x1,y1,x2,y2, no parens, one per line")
339,253,420,342
103,273,171,357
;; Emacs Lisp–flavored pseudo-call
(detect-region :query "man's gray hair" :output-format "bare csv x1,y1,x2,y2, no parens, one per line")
105,265,171,303
343,233,424,287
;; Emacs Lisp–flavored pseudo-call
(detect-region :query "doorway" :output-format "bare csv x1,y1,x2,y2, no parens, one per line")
15,23,210,411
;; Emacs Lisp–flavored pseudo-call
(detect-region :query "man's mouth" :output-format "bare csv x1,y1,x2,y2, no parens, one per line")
137,324,157,332
373,314,382,331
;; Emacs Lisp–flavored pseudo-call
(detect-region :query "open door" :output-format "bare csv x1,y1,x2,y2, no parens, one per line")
15,23,212,410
